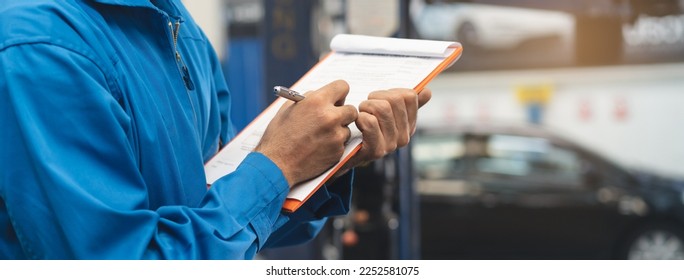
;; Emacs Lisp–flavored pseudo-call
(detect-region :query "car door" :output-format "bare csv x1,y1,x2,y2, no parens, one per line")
415,132,488,259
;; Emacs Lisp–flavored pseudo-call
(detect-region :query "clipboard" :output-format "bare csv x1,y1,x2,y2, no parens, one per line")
205,34,463,212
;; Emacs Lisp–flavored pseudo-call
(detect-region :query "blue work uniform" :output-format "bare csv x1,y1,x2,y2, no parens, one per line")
0,0,351,259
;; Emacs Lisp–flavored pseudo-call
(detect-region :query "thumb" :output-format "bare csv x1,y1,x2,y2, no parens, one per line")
417,88,432,108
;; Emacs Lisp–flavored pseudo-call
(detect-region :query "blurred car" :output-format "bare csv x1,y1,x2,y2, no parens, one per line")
410,1,574,50
413,124,684,259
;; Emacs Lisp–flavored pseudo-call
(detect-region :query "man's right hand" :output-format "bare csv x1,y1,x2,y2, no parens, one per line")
255,80,358,187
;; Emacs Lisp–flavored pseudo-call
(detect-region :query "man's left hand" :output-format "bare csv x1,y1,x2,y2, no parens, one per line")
336,87,432,175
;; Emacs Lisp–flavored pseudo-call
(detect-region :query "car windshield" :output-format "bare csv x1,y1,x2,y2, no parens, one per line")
413,133,465,180
415,131,584,186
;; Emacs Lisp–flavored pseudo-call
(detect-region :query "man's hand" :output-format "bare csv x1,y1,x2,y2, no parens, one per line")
337,87,432,175
255,80,358,186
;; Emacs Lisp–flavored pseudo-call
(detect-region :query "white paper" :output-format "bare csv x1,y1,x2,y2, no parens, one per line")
330,34,460,58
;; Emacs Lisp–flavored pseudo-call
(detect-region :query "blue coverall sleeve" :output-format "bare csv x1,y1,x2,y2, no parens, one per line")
263,172,353,248
0,42,351,259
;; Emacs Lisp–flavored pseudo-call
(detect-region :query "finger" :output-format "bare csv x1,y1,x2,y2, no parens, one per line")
417,87,432,108
311,80,350,106
359,99,397,152
338,104,359,126
398,89,419,140
355,112,385,159
412,88,432,136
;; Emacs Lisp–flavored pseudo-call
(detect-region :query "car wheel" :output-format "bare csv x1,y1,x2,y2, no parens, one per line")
622,225,684,260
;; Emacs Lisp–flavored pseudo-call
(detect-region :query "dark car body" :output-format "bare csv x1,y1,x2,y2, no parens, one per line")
413,124,684,259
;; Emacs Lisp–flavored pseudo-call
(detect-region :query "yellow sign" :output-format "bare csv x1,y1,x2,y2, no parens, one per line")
515,84,554,104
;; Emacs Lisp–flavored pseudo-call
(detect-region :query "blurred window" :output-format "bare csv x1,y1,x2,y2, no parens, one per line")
414,132,584,186
413,133,464,179
410,0,684,70
475,134,583,186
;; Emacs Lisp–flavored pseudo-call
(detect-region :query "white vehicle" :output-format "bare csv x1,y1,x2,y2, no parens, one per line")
411,1,574,50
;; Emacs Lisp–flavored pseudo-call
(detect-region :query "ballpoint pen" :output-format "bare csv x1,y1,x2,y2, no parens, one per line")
273,86,306,102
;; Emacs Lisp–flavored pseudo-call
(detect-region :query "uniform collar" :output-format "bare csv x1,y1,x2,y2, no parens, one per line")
88,0,182,17
88,0,156,8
